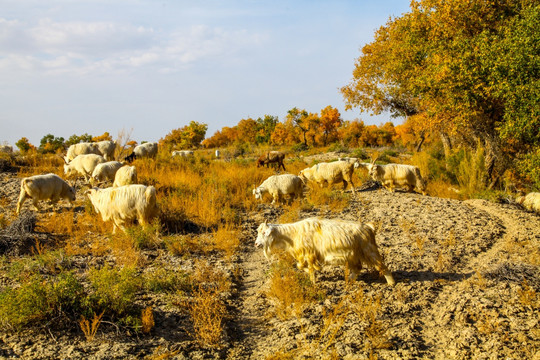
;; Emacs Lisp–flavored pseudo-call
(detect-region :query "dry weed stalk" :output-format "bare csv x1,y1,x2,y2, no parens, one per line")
435,250,452,272
473,309,501,335
32,238,45,256
141,306,154,334
517,280,538,310
80,311,104,342
412,236,426,257
350,289,391,350
110,233,143,267
469,271,488,290
192,260,231,294
265,257,321,321
143,346,179,360
317,298,348,354
188,286,226,347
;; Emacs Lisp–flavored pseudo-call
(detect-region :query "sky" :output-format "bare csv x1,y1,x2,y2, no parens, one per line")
0,0,411,147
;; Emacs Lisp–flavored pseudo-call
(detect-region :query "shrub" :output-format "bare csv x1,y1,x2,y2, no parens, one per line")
126,220,162,250
266,257,324,320
291,142,308,153
0,271,86,330
88,265,142,318
188,286,227,347
212,223,240,259
516,146,540,191
0,275,50,329
455,147,487,198
327,143,349,153
351,148,370,160
144,268,193,293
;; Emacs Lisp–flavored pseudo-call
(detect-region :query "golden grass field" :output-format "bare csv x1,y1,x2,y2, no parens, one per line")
0,148,538,359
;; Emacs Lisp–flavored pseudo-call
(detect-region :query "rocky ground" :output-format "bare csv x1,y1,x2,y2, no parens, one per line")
0,169,538,359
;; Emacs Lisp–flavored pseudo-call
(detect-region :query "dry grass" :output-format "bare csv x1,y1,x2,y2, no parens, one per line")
80,311,104,342
17,154,65,177
188,285,227,347
141,306,155,334
212,223,240,259
109,232,144,267
266,256,323,320
517,280,538,310
425,179,462,200
138,157,266,229
35,211,75,234
191,259,231,294
306,185,350,212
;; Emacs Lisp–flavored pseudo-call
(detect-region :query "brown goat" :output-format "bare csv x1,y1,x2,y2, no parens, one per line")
256,151,286,171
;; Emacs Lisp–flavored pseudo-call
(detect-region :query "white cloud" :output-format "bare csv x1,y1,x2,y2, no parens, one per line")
0,17,263,76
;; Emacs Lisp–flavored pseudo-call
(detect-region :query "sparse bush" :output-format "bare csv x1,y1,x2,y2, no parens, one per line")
126,220,162,250
0,271,86,330
144,268,193,294
188,285,227,347
455,147,487,198
88,265,142,318
306,185,350,212
291,142,308,152
266,258,324,320
327,143,349,153
351,148,369,160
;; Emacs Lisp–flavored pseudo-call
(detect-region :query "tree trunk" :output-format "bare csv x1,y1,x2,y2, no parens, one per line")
440,132,453,170
483,135,500,189
415,131,426,152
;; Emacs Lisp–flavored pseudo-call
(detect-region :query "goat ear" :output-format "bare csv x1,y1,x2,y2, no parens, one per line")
263,227,272,237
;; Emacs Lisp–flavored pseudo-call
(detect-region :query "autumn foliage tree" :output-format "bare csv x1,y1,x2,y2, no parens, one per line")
319,106,342,146
341,0,539,187
161,121,208,150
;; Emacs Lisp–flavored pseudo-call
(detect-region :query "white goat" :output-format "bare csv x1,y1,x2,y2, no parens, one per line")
255,217,395,285
113,165,138,187
16,174,76,215
64,154,106,181
253,174,303,204
299,160,356,194
64,142,102,162
172,150,194,157
91,161,124,184
516,192,540,214
367,158,426,195
86,184,157,233
95,140,116,161
134,142,158,158
65,141,116,162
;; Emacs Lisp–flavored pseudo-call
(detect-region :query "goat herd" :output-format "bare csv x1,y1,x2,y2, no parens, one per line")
11,143,540,286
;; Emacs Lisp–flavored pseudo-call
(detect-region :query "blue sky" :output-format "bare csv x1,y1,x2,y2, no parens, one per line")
0,0,411,147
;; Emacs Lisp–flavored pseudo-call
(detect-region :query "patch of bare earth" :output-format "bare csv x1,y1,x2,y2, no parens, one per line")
0,170,538,359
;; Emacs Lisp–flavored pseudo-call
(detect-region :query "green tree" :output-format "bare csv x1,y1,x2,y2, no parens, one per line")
255,115,279,144
65,133,93,146
15,137,34,153
287,107,309,146
39,134,65,154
